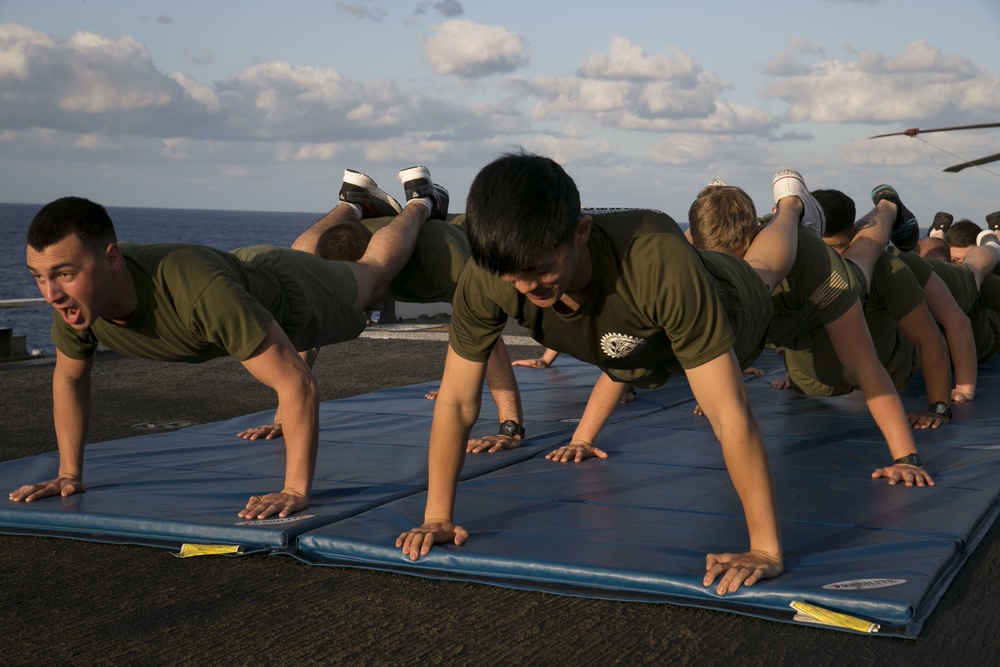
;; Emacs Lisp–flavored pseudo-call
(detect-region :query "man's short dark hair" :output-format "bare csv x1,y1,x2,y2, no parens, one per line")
811,189,856,239
27,196,117,252
945,220,982,248
315,223,373,262
465,151,581,275
917,237,951,262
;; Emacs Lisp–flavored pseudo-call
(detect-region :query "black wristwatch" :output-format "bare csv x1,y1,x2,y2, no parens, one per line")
498,420,525,438
928,401,953,420
894,453,923,467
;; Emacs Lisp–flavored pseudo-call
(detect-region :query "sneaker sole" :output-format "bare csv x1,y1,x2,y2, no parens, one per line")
772,170,825,236
342,169,402,214
399,165,432,183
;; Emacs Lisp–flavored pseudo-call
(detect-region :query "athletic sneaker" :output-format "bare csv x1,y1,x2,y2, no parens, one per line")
399,165,449,220
928,211,953,238
871,184,919,252
771,169,825,236
986,211,1000,233
339,169,402,219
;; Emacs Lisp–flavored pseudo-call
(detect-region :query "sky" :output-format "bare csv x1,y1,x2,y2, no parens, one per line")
1,0,999,224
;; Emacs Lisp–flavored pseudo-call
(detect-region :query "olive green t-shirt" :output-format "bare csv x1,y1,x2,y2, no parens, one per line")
53,244,365,363
362,214,470,303
766,227,863,350
784,251,923,395
449,208,771,389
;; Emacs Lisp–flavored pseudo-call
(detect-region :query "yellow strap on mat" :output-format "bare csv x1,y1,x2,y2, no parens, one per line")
790,601,880,633
175,543,243,558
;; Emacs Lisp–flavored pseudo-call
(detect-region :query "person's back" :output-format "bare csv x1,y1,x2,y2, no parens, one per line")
783,250,922,395
359,215,471,303
766,226,863,350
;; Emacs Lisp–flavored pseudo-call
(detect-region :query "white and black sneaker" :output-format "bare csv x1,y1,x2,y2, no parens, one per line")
339,169,402,219
772,169,825,236
986,211,1000,233
399,165,449,220
928,211,953,239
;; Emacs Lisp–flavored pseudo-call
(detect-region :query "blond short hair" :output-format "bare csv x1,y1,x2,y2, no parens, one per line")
687,185,759,256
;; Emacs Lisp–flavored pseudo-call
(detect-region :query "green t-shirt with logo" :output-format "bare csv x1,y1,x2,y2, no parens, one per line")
449,209,771,389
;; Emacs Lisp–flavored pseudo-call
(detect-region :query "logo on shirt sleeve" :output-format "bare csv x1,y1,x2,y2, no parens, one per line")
600,332,645,358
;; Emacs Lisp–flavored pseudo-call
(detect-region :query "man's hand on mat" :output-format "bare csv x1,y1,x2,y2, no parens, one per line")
545,441,607,463
237,489,307,519
908,411,950,429
8,475,85,502
770,373,791,390
951,386,974,403
237,423,283,440
396,520,468,561
703,550,783,595
871,463,935,487
511,357,550,368
467,435,522,453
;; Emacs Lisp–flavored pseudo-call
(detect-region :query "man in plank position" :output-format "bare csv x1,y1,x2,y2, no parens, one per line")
11,166,446,520
396,151,801,595
238,199,526,450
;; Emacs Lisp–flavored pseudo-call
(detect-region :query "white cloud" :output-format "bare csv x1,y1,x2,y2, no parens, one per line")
0,24,182,118
647,133,778,167
0,24,207,134
579,37,701,83
0,25,508,146
762,39,1000,125
420,20,528,77
509,38,776,135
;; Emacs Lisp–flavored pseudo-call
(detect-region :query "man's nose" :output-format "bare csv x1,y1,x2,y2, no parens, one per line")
513,276,538,294
42,280,63,304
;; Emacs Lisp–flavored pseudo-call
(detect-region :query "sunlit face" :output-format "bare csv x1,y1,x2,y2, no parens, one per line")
500,216,592,309
950,245,970,263
26,234,117,330
501,242,579,308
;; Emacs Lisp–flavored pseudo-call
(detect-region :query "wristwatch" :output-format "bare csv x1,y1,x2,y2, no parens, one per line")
893,453,923,467
498,420,525,438
928,401,953,420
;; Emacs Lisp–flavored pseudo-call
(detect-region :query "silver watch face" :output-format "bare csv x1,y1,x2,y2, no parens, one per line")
499,420,520,437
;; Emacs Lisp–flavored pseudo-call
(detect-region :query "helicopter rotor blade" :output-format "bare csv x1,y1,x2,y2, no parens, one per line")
943,152,1000,173
869,122,1000,139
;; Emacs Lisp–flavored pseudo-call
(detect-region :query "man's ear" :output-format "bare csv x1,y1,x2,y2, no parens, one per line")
576,215,592,245
104,242,123,269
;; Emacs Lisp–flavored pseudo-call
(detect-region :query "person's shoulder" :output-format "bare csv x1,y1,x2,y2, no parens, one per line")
795,227,842,265
588,208,687,251
587,207,681,231
122,242,222,263
127,243,240,284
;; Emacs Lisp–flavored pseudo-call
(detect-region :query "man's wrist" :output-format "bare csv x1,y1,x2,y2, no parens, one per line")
928,401,952,420
893,453,923,467
498,419,525,438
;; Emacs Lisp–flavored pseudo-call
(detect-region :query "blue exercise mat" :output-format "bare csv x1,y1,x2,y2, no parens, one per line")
0,365,602,551
292,355,1000,638
1,354,999,637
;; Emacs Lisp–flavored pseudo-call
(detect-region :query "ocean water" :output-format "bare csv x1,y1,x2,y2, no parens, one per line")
0,202,324,355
